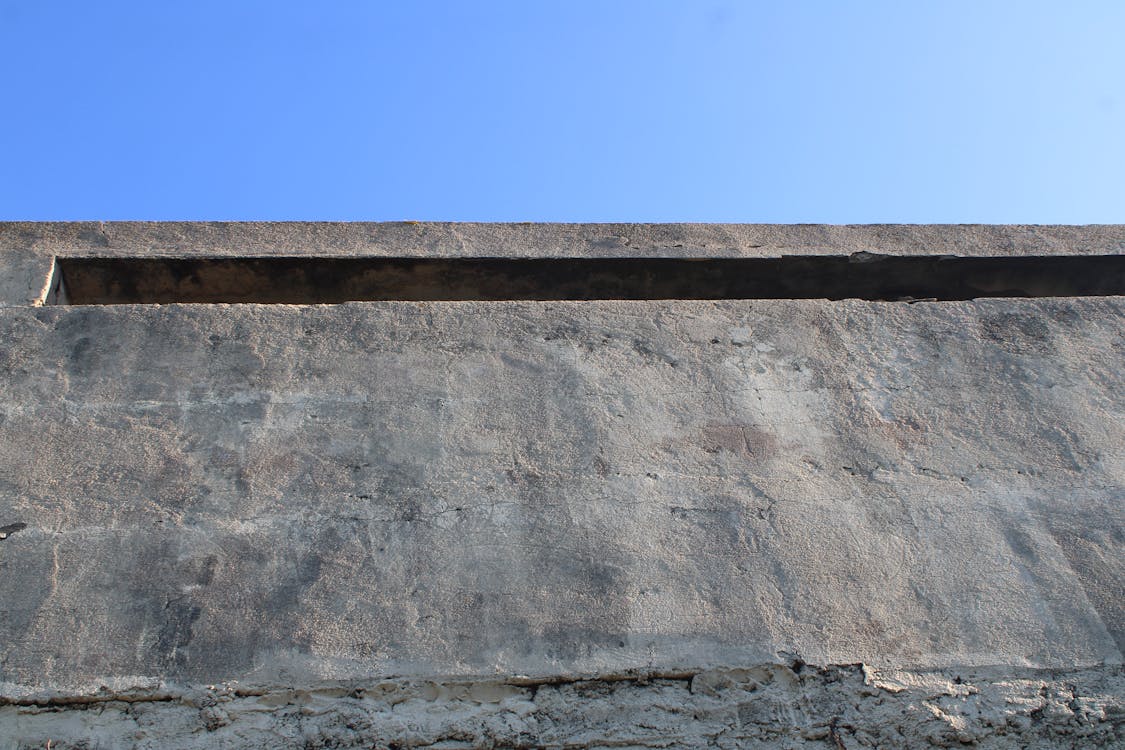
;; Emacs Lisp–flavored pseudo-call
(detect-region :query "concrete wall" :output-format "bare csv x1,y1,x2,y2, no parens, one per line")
0,224,1121,748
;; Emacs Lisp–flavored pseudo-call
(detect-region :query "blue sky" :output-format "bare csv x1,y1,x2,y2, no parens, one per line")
1,2,1123,222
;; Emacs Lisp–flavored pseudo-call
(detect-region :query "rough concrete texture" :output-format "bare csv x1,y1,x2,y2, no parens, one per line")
3,665,1122,749
0,224,1122,747
3,221,1125,259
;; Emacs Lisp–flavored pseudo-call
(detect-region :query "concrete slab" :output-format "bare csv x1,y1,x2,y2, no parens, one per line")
0,223,1121,747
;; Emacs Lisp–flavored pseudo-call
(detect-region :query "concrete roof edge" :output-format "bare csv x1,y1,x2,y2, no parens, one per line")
2,222,1125,259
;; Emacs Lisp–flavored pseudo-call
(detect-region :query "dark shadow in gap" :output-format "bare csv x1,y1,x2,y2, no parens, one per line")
53,255,1125,305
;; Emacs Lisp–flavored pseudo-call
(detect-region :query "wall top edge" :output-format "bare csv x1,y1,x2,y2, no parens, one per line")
2,222,1125,260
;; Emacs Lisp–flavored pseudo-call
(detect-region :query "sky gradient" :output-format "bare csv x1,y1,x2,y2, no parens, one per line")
2,2,1123,222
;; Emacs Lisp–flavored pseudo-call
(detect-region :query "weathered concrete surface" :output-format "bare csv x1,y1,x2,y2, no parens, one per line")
5,221,1125,258
0,223,1123,746
3,664,1122,749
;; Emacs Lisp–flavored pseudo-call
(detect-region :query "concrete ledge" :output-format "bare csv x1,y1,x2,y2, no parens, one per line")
3,221,1125,261
3,664,1121,749
5,222,1125,306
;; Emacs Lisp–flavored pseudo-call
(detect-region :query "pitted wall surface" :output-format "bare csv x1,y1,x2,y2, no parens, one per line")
0,223,1122,747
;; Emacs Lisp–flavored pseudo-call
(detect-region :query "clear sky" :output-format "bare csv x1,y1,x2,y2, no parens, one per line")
2,2,1123,222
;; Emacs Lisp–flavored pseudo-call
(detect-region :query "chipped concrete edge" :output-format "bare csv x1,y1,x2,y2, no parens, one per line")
2,662,1122,748
0,251,56,307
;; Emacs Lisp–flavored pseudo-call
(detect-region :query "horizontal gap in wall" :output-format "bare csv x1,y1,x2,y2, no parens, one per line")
51,255,1125,305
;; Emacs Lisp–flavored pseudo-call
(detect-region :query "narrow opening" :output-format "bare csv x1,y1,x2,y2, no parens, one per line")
53,255,1125,305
